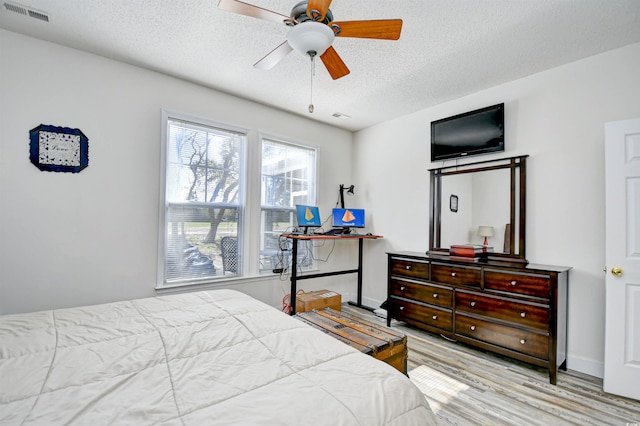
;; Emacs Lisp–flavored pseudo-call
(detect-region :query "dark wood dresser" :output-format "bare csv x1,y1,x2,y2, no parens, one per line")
387,251,570,384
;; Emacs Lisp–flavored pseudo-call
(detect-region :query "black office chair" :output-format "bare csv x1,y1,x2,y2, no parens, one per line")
221,236,238,274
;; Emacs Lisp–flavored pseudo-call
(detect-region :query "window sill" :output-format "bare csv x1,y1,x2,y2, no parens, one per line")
156,274,267,294
154,268,319,295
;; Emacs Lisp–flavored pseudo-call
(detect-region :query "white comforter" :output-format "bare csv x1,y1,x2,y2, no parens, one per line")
0,289,436,425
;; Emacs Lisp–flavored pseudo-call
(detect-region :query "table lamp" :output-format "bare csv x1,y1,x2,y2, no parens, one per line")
478,226,494,246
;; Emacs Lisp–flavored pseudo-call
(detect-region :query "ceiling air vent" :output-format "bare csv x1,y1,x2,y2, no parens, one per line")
332,112,351,120
3,2,49,22
3,2,26,15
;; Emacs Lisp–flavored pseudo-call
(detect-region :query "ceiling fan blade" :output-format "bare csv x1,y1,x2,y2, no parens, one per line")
254,41,293,70
330,19,403,40
306,0,332,22
320,46,350,80
218,0,291,24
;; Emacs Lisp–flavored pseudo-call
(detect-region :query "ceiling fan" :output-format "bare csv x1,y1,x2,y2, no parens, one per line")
218,0,403,81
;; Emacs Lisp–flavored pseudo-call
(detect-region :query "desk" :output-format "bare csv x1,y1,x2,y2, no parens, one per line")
284,234,383,315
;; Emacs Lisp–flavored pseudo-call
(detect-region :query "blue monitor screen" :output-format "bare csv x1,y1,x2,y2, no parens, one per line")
332,208,365,228
295,205,322,227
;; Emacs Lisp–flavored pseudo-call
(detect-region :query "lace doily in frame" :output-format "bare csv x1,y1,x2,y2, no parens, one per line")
29,124,89,173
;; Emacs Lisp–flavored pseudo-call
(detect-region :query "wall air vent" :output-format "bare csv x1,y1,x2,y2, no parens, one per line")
3,2,50,22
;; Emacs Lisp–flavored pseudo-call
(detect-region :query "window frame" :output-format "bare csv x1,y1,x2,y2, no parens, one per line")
157,110,249,288
258,135,319,274
156,112,321,290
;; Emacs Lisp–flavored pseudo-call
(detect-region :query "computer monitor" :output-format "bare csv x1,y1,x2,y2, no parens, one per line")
295,205,322,233
332,208,365,228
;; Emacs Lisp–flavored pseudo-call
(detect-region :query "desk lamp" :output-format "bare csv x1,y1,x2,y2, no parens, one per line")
339,184,354,208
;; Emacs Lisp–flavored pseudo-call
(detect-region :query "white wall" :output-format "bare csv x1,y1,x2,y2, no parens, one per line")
439,171,510,250
353,41,640,378
441,173,473,247
0,29,357,315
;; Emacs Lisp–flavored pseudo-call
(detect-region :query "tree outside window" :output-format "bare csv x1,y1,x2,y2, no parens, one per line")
164,118,245,283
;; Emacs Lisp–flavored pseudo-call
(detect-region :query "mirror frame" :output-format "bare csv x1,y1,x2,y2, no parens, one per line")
428,155,528,264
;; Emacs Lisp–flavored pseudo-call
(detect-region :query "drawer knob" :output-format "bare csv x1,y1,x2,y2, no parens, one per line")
511,280,517,286
520,312,526,318
433,293,439,298
520,339,526,345
432,315,438,320
470,301,476,307
400,286,406,291
470,325,476,331
399,306,405,311
451,272,457,277
405,265,412,270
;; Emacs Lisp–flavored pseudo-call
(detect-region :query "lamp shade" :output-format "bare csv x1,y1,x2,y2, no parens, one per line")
345,185,354,196
287,21,335,56
477,226,494,237
477,225,494,246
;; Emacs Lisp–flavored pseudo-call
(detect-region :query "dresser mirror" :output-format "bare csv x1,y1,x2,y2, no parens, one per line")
429,155,528,263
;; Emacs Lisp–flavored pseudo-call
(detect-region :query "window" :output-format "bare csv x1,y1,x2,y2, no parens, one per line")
260,138,317,272
159,114,318,287
161,116,245,285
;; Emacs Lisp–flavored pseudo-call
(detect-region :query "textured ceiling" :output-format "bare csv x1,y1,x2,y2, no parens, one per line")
2,0,640,131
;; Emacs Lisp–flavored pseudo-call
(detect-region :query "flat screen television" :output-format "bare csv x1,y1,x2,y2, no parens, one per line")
332,208,365,228
295,205,322,233
431,103,504,162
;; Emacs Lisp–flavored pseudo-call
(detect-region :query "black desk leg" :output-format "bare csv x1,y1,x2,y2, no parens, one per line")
347,238,376,312
290,238,298,315
357,238,363,305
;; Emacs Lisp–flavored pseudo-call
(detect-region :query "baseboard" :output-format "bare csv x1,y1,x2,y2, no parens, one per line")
343,293,384,312
567,355,604,379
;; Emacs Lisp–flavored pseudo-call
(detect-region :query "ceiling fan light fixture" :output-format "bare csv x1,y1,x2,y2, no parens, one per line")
287,21,335,57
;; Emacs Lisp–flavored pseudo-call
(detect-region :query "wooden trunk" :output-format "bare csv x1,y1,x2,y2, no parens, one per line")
295,308,408,374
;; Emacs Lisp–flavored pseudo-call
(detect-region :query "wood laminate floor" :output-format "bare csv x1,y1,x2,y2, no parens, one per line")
342,304,640,426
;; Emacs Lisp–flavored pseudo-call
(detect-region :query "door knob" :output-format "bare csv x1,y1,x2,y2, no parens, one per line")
611,267,623,277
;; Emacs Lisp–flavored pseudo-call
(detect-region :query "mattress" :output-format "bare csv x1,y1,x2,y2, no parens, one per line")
0,289,436,425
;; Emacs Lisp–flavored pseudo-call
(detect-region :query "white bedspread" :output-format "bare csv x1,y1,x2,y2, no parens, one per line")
0,289,436,425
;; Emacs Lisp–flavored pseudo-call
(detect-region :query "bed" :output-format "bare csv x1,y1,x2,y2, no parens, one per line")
0,289,436,425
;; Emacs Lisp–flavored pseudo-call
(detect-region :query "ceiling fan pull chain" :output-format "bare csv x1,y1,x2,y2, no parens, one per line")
309,52,315,113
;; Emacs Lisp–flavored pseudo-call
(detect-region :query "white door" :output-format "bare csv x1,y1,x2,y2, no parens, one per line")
604,117,640,400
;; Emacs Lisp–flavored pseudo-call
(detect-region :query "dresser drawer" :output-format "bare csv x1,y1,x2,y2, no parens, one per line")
431,262,481,287
455,290,549,331
484,269,550,299
455,314,549,360
390,278,453,308
390,258,429,280
391,297,453,331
